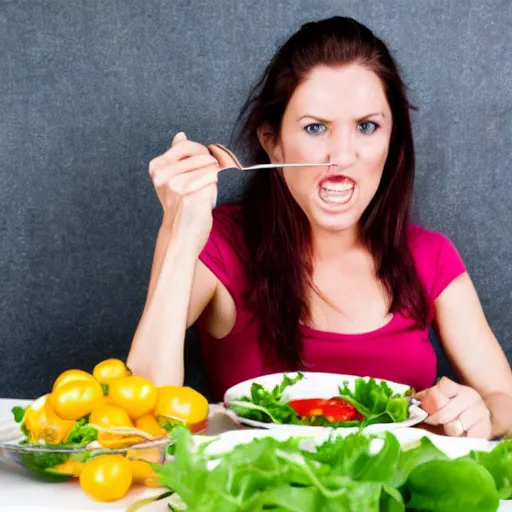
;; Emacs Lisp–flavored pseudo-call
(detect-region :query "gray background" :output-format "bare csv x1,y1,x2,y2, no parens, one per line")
0,0,510,399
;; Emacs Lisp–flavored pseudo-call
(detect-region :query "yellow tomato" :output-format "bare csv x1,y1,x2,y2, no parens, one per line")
134,414,167,437
108,376,158,420
89,404,144,448
129,460,160,487
89,404,134,429
79,455,132,502
23,394,75,444
52,369,97,391
93,359,131,385
49,379,104,420
154,386,208,429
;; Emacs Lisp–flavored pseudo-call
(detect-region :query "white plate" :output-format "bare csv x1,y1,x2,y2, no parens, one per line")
224,371,428,433
195,426,498,459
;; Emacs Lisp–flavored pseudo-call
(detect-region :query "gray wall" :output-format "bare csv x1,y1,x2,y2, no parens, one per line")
0,0,510,398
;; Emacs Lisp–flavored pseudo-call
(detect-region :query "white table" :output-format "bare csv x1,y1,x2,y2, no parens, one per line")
1,398,511,511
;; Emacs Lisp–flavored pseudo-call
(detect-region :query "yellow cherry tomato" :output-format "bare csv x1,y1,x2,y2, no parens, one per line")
135,414,167,437
79,455,132,502
154,386,208,429
93,358,131,385
52,369,97,391
89,404,145,448
49,379,104,420
89,404,134,429
129,460,160,487
23,394,75,444
108,376,158,420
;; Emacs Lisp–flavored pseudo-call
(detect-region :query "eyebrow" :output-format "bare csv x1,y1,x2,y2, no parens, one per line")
299,112,385,123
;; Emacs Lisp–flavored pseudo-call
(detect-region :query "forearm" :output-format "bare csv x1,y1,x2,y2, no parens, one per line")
484,391,512,439
127,228,199,387
144,216,176,313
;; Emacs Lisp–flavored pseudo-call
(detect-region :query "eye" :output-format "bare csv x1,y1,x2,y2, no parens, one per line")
358,121,379,135
304,123,326,135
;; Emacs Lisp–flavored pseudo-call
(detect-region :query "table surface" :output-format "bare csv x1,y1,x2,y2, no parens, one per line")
1,398,511,512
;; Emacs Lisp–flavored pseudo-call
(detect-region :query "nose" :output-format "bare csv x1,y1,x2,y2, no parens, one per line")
328,127,357,170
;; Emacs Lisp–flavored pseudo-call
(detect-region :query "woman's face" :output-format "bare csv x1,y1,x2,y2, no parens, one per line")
265,64,393,235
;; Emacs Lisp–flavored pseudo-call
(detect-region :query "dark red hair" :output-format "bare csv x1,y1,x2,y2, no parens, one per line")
233,16,428,368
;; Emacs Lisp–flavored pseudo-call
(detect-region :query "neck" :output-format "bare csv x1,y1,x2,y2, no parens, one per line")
311,224,362,262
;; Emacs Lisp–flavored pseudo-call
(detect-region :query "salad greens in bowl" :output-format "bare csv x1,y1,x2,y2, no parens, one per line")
223,372,427,431
147,425,512,512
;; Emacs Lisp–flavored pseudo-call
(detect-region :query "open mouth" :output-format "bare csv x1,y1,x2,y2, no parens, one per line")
318,175,356,205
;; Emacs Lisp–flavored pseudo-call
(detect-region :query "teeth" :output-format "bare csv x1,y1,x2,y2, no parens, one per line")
319,183,355,204
321,186,354,193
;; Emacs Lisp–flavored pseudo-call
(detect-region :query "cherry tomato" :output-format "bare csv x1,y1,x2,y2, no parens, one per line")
129,460,160,487
154,386,208,428
108,376,158,420
89,404,146,448
79,455,132,502
23,394,75,444
93,359,131,385
135,414,167,437
89,404,134,429
52,369,97,391
49,379,104,420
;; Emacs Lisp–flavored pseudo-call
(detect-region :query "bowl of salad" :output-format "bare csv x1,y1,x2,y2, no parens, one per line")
0,358,209,502
223,372,428,432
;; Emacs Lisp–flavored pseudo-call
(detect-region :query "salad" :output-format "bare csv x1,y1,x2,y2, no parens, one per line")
226,373,413,427
4,358,208,502
149,426,512,512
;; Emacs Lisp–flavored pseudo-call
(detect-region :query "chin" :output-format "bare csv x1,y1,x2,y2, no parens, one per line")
311,213,360,234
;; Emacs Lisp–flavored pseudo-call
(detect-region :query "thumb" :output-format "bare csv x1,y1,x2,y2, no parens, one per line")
208,143,242,170
171,131,188,146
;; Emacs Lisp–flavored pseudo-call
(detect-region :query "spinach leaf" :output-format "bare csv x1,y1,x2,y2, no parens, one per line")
12,406,27,423
467,439,512,500
405,459,499,512
63,416,98,446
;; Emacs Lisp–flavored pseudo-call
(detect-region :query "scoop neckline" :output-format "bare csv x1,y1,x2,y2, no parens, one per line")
300,312,399,341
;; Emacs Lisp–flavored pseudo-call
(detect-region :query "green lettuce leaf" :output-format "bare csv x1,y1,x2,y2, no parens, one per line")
467,439,512,500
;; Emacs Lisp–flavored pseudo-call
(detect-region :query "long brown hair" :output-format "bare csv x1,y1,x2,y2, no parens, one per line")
234,16,428,369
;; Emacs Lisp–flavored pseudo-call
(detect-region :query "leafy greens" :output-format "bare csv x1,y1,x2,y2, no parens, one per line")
228,373,411,427
155,426,510,512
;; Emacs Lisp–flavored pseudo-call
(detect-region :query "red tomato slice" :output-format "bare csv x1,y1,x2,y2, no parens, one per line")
288,397,364,423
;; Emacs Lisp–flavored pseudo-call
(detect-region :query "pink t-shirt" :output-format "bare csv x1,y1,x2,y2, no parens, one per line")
198,204,466,401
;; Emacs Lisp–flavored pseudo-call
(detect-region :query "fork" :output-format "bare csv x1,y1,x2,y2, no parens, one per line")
211,144,335,171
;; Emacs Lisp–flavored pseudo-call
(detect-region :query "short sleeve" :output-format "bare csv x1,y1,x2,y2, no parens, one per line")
198,203,247,304
408,225,467,305
430,233,467,300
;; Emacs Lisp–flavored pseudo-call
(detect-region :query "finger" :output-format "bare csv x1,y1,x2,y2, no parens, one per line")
150,141,211,175
460,404,492,439
153,154,219,185
171,131,188,146
426,392,480,426
208,144,242,170
163,167,219,196
417,386,450,418
436,377,461,399
443,417,466,437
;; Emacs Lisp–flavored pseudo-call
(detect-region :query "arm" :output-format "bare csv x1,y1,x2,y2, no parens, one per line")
432,272,512,437
127,219,218,387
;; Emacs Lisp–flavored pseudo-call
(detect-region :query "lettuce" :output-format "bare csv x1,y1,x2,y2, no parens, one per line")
156,426,511,512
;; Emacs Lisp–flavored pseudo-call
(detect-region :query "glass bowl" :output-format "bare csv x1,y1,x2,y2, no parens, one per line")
0,436,171,482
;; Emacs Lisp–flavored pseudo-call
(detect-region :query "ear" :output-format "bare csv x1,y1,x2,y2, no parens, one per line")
257,123,284,163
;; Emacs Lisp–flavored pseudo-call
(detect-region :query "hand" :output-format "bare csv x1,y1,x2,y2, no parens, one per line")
415,377,492,438
149,132,237,247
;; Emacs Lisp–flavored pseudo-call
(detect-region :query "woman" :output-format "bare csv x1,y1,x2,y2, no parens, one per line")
127,17,512,439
